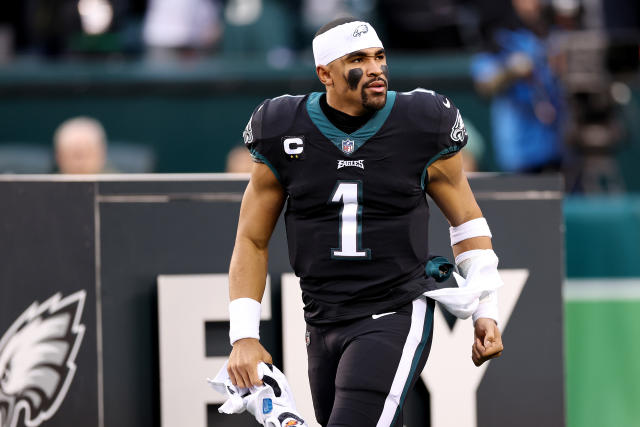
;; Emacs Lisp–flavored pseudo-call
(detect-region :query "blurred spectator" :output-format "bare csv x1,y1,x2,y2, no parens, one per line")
54,116,112,174
471,0,566,173
0,0,147,58
221,0,295,66
225,145,254,173
143,0,222,59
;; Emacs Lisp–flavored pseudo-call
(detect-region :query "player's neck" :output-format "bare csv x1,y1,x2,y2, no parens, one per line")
325,91,368,117
320,94,374,135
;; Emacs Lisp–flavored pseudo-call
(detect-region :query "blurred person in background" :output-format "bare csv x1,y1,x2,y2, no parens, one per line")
1,0,147,59
471,0,566,173
143,0,223,59
54,116,112,174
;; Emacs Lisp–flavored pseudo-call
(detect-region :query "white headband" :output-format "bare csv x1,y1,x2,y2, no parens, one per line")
312,21,384,67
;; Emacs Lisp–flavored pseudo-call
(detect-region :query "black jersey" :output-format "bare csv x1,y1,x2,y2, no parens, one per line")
243,89,468,324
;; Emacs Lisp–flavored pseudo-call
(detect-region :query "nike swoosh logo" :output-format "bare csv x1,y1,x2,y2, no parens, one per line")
442,98,451,108
372,312,396,320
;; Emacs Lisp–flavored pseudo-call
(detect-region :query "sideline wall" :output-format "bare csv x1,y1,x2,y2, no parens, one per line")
0,174,564,427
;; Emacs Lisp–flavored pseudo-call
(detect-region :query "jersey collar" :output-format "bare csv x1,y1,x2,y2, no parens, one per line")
306,91,397,156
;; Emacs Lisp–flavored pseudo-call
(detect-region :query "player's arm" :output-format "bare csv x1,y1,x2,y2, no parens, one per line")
426,152,504,367
227,162,285,388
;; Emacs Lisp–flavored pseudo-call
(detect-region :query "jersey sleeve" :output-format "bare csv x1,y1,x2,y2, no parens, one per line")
403,89,469,190
242,100,266,158
428,93,468,166
242,100,282,183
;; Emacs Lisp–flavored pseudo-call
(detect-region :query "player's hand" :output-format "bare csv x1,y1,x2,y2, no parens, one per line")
471,318,503,367
228,338,273,389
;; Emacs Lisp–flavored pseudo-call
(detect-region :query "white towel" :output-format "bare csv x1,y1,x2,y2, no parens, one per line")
208,361,308,427
424,250,503,319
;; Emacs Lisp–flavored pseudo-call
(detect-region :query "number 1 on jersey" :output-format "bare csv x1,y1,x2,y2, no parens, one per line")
329,181,371,260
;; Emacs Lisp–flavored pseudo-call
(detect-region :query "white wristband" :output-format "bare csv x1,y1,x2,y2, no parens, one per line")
449,217,492,246
229,298,261,346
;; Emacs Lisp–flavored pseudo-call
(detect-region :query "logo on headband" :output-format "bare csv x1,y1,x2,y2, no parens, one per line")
353,24,368,37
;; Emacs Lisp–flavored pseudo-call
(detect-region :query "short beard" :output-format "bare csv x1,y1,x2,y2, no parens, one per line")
362,90,387,112
361,77,388,112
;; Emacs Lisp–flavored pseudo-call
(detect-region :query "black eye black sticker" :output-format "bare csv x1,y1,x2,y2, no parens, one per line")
347,68,364,90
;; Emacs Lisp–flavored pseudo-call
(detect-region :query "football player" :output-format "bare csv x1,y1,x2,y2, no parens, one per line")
226,17,504,427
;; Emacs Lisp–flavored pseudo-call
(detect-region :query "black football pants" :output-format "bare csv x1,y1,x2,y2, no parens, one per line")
305,296,435,427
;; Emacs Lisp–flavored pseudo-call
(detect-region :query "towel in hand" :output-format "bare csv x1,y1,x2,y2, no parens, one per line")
208,361,307,427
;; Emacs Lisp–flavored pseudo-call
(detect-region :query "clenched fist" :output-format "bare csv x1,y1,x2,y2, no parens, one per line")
471,318,503,366
227,338,273,389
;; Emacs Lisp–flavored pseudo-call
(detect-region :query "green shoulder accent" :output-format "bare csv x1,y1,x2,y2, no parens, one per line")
420,145,462,191
306,91,397,155
250,148,282,184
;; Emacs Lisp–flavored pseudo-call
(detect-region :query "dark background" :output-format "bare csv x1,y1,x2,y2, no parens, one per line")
0,174,563,426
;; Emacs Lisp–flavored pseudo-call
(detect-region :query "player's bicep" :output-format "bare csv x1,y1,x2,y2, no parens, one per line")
235,162,285,250
426,152,481,226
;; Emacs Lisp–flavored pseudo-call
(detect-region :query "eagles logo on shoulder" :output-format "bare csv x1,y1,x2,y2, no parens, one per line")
450,109,467,143
0,291,86,427
243,118,254,145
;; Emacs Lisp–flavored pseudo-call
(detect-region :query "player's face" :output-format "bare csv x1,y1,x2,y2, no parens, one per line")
335,47,389,113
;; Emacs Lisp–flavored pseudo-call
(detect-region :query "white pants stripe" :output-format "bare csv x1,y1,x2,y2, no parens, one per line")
376,296,429,427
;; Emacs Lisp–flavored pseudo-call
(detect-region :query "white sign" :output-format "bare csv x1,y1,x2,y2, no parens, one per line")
157,274,271,427
160,270,527,427
423,269,529,427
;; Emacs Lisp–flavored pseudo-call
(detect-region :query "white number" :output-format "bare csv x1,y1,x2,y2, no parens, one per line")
329,181,370,259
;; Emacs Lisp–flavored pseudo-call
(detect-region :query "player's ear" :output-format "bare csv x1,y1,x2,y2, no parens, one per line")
316,65,333,87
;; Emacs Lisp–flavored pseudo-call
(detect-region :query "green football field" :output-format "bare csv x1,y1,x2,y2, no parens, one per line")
565,280,640,427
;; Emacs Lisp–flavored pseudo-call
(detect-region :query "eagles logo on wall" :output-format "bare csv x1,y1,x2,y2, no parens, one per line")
0,291,86,427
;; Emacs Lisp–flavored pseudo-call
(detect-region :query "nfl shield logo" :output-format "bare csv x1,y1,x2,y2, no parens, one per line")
341,139,355,154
